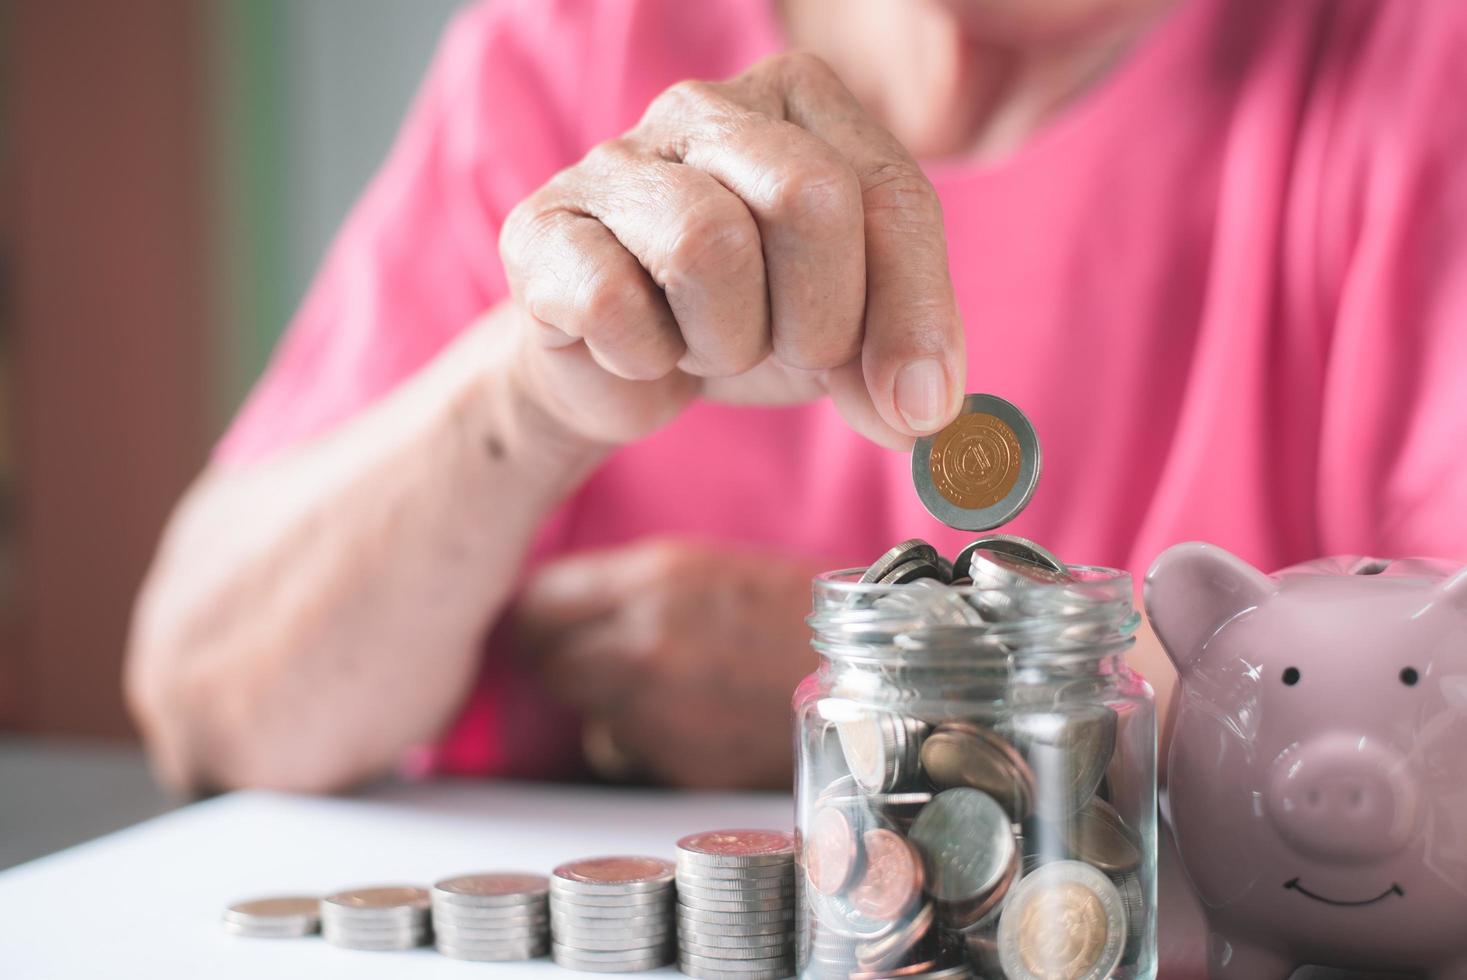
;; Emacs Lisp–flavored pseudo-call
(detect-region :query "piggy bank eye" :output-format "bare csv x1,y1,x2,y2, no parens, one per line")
1282,667,1301,686
1400,667,1419,687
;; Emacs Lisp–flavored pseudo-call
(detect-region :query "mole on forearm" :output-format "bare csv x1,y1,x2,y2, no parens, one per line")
483,435,506,461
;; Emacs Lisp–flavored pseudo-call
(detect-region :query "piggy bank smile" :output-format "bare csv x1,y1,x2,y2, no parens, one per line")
1282,878,1404,907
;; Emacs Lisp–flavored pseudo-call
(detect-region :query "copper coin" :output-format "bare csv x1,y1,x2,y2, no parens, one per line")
1065,799,1141,874
849,830,924,922
323,885,430,912
919,722,1033,821
930,413,1023,510
677,830,796,864
433,872,549,905
806,806,860,896
552,856,675,889
854,902,934,972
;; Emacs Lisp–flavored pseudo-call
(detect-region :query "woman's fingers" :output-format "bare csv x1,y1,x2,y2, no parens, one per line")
501,205,685,381
639,81,867,374
503,51,963,446
771,54,966,437
567,141,772,379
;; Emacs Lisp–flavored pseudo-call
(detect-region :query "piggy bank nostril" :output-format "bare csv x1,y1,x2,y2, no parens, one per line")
1349,787,1363,809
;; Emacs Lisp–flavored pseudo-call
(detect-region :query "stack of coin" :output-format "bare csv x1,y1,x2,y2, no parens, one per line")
675,830,796,980
430,872,549,961
549,856,676,972
220,896,320,938
320,885,430,950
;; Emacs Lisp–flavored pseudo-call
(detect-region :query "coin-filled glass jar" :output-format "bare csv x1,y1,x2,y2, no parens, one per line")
794,565,1156,980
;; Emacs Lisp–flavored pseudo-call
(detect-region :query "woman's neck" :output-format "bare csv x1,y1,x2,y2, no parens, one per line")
779,0,1172,160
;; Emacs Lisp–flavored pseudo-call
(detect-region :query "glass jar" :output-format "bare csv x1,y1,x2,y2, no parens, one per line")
793,566,1156,980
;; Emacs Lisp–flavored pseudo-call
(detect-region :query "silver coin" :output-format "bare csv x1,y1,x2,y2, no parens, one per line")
1006,705,1117,819
676,860,794,881
677,882,794,904
322,928,429,950
434,905,548,925
553,953,675,973
997,860,1125,980
677,921,792,942
859,539,941,585
876,558,945,585
677,906,795,926
911,392,1040,531
956,534,1066,580
676,871,794,892
873,578,985,626
220,895,319,937
677,894,794,913
553,940,674,958
434,921,546,938
551,889,674,909
907,788,1015,903
554,914,671,934
836,711,904,793
678,964,793,980
679,951,795,972
220,919,317,939
557,931,675,951
436,940,549,961
680,939,794,959
432,872,549,906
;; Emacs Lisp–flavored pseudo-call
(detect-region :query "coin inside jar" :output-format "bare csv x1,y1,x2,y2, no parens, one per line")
906,788,1015,904
912,393,1040,531
919,721,1034,821
861,539,941,585
955,534,1067,581
996,860,1125,980
848,829,923,922
1064,799,1141,874
806,805,861,896
1007,705,1117,819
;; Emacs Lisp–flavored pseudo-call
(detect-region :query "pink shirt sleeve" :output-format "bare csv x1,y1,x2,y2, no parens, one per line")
1315,5,1467,560
214,1,582,465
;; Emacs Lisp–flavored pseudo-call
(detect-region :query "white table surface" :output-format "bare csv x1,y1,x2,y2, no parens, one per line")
0,780,787,979
2,779,1381,980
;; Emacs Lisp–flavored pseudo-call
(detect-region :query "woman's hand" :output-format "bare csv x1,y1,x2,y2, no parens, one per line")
514,538,822,790
500,53,965,451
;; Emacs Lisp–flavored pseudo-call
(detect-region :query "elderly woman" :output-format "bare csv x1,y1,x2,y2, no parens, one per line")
126,0,1466,794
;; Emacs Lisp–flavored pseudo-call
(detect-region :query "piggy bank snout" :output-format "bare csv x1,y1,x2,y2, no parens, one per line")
1267,735,1419,864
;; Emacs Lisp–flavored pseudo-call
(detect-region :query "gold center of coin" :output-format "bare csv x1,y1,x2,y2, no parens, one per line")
928,412,1023,510
1017,882,1107,980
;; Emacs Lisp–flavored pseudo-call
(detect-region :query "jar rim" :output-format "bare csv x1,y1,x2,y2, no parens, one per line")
814,564,1131,597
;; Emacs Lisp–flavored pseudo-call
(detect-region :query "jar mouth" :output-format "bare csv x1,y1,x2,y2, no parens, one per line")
808,565,1138,667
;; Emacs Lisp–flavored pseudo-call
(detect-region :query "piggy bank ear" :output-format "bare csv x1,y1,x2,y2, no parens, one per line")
1144,542,1274,676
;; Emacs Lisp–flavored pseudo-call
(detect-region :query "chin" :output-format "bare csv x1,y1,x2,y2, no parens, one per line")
930,0,1175,45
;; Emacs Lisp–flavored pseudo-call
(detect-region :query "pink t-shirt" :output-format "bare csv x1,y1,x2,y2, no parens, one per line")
218,0,1467,778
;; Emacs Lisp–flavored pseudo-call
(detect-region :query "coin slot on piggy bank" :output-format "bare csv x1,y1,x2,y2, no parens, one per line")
1145,542,1467,980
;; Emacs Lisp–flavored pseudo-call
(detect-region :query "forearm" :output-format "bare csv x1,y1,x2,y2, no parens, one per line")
126,305,607,793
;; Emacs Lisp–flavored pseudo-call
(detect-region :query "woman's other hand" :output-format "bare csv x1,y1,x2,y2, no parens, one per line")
514,538,821,790
500,53,966,451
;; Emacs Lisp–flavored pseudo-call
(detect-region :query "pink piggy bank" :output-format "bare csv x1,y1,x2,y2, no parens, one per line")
1145,542,1467,979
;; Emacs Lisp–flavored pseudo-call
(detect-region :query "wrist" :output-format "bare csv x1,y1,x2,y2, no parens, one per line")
456,305,613,499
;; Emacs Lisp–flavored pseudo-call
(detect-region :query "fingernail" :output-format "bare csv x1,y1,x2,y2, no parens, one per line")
894,358,947,432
